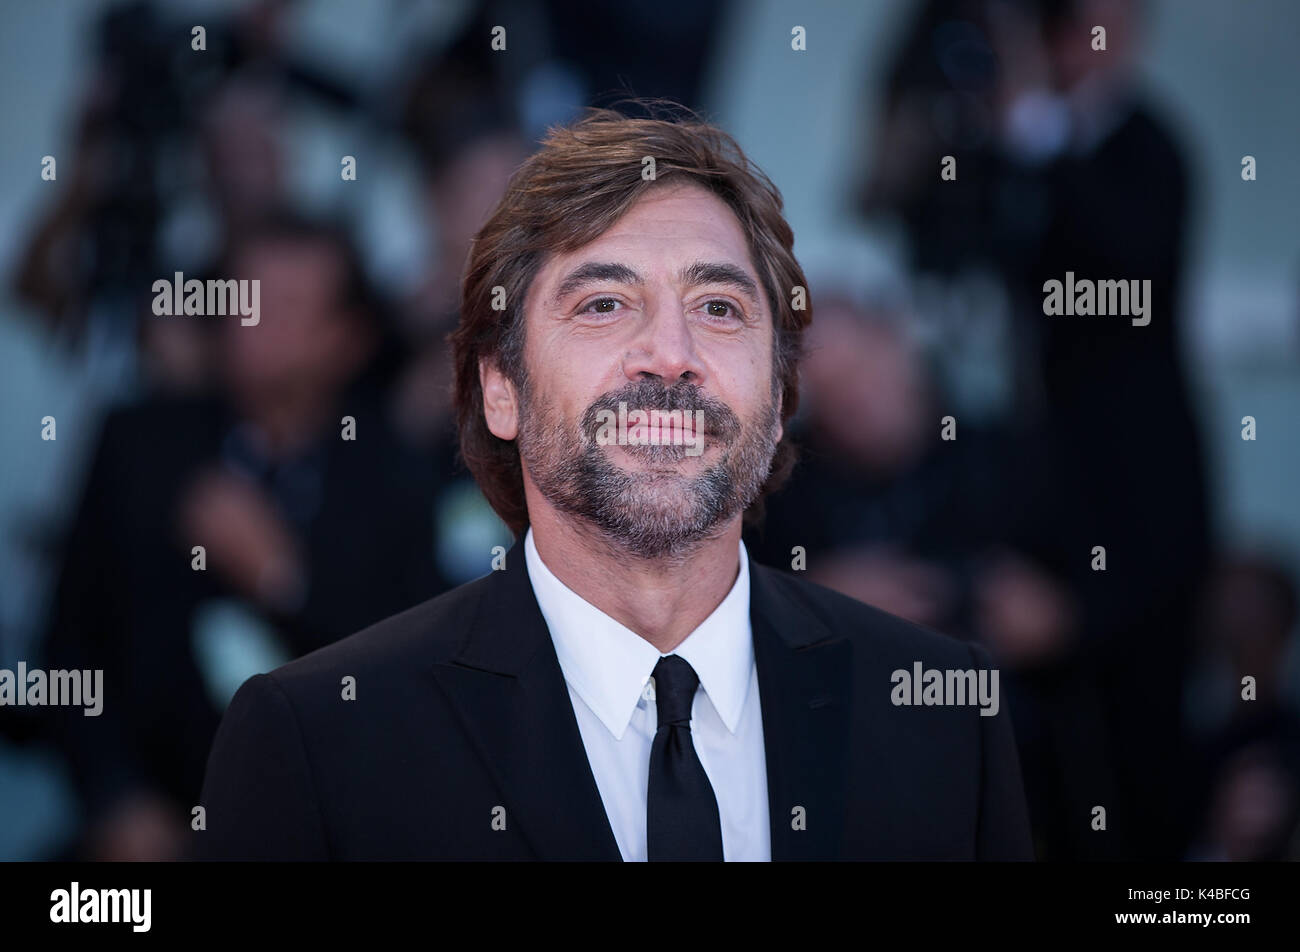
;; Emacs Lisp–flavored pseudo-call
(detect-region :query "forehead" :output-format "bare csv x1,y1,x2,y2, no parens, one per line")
533,181,759,293
598,180,747,244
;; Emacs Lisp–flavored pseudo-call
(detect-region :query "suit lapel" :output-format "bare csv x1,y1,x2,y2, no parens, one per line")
428,540,852,862
749,559,853,860
429,539,622,860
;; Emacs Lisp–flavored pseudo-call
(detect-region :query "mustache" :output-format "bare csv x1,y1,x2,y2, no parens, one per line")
577,379,743,446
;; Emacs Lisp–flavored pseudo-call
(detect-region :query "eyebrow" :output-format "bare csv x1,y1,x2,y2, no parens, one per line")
550,260,762,307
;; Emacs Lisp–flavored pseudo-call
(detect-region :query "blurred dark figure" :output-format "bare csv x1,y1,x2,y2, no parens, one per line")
1187,556,1300,861
371,43,523,587
746,295,1109,862
12,0,357,352
393,43,530,445
861,0,1212,858
531,0,726,112
746,294,1013,634
418,0,725,123
138,78,294,396
38,212,441,861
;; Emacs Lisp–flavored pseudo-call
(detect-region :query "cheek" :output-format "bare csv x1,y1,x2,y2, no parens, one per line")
533,332,621,417
517,355,572,434
724,344,778,418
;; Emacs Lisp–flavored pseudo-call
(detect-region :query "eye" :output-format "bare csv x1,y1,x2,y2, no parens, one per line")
579,296,623,316
699,299,742,321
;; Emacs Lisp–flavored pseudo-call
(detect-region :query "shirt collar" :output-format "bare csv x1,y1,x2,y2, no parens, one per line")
523,527,753,740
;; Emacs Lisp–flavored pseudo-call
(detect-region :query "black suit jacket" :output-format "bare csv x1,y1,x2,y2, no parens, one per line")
193,540,1034,860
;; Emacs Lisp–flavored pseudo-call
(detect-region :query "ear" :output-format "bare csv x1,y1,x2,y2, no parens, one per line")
480,357,519,440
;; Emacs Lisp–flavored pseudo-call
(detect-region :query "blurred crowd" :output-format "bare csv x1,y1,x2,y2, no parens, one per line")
0,0,1297,862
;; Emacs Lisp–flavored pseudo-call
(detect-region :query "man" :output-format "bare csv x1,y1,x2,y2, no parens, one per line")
194,108,1033,861
42,212,441,860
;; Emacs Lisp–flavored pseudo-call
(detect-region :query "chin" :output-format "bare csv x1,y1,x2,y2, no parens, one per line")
612,446,710,469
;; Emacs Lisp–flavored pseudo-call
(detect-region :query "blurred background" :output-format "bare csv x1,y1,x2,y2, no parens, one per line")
0,0,1297,862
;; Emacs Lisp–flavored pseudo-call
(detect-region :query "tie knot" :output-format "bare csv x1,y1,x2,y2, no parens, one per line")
651,655,699,728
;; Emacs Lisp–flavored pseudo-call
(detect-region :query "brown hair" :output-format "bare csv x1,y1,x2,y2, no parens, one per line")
452,104,811,535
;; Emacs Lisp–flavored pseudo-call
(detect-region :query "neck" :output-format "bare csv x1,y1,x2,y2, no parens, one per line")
526,496,743,654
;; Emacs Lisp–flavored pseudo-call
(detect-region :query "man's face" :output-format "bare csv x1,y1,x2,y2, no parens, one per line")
483,180,783,559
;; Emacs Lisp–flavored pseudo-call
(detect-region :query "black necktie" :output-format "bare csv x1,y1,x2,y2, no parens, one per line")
646,655,725,861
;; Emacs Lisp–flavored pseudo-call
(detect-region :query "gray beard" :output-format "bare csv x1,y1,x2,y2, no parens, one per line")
517,377,780,561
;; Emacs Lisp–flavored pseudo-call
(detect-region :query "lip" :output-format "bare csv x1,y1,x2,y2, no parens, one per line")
623,422,708,441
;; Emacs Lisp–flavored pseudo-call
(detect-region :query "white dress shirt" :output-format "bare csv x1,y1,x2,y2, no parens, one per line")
523,527,771,861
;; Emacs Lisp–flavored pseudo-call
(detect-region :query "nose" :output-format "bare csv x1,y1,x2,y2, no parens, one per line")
620,296,706,386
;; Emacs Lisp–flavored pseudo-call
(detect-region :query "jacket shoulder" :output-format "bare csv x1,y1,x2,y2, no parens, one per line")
750,561,982,667
257,570,499,694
